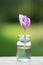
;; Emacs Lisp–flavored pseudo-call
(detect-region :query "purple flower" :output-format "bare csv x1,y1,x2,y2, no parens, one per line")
19,14,31,29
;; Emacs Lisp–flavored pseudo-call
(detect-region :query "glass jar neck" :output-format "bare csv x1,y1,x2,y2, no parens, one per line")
18,34,30,42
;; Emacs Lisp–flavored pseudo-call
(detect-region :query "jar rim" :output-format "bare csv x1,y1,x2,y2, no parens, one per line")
18,34,30,41
18,34,30,37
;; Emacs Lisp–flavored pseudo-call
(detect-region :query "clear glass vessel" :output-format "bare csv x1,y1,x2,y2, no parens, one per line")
16,34,31,62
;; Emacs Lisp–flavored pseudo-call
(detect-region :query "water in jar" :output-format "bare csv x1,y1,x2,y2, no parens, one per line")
17,45,31,62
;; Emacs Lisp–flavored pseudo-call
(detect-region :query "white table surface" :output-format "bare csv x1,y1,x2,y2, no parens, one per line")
0,56,43,65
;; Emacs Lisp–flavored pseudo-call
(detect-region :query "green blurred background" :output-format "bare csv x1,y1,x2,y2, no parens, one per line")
0,0,43,56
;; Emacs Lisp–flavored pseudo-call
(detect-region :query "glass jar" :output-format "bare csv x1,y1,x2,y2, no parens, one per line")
16,34,31,62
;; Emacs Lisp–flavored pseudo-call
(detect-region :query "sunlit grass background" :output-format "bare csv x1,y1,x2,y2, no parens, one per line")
0,0,43,56
0,23,43,56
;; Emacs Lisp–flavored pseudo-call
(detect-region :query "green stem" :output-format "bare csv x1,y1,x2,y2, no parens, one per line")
24,29,26,49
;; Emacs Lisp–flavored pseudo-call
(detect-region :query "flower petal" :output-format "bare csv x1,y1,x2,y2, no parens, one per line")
19,14,31,29
22,22,26,29
19,14,24,26
27,18,31,27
